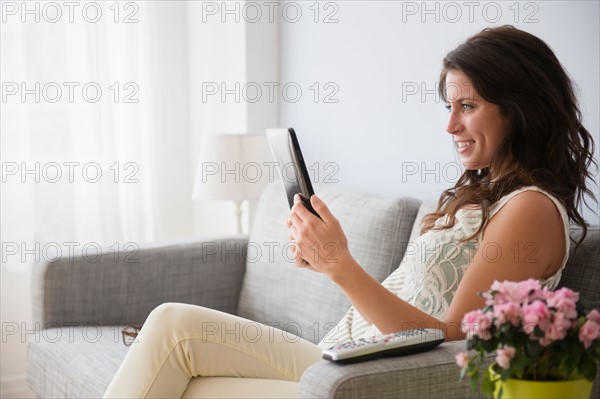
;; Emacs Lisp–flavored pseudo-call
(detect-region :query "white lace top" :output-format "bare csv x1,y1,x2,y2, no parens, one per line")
318,186,571,348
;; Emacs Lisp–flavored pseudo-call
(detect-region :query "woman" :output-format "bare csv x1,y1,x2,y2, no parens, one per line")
104,25,596,398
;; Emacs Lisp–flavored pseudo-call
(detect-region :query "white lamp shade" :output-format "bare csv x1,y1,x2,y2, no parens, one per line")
192,133,271,202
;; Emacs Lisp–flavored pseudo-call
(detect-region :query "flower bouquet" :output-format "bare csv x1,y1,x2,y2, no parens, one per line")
456,279,600,398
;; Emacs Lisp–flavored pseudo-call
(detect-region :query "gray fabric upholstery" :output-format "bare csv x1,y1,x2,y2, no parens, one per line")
237,183,421,343
28,238,248,398
31,237,248,327
302,337,600,398
300,340,485,399
558,226,600,399
557,226,600,312
408,200,437,243
27,327,128,399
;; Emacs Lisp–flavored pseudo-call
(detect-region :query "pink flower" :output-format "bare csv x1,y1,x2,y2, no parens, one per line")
579,320,600,349
489,279,542,306
586,309,600,324
518,279,544,302
489,281,518,305
522,300,551,335
493,301,522,327
496,346,516,369
547,288,579,319
540,313,572,345
455,351,470,368
462,309,492,340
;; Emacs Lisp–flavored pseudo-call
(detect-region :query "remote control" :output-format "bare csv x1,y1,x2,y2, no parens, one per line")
322,328,445,364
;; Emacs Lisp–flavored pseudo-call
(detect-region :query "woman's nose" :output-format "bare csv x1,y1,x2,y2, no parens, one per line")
446,110,462,135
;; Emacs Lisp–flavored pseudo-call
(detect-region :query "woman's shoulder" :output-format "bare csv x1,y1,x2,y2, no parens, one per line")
488,186,569,244
485,185,570,283
491,186,568,220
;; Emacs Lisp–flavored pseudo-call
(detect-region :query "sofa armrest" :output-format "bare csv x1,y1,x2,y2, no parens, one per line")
299,340,484,399
31,236,248,326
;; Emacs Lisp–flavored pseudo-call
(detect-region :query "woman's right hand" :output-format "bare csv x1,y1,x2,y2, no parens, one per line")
286,194,353,278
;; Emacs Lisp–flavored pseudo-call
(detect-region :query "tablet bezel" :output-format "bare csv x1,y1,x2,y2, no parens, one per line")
266,127,320,218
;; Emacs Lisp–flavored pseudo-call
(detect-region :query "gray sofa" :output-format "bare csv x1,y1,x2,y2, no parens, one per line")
27,183,600,398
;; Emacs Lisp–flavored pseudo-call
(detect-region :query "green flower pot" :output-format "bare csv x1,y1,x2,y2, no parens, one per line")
489,365,593,399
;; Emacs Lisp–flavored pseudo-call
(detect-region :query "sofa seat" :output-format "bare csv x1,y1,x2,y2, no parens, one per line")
183,377,298,398
27,326,300,398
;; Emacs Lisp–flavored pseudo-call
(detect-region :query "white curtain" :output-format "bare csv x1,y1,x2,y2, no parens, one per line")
0,2,189,272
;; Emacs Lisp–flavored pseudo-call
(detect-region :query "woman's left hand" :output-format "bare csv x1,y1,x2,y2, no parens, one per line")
286,194,351,277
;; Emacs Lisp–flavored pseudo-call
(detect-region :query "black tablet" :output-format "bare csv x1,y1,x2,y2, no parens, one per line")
266,128,320,218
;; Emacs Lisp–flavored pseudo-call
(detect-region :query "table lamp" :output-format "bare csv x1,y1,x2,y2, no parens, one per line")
192,133,270,234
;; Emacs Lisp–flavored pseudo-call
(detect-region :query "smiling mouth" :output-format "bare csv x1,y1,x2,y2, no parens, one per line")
456,141,475,149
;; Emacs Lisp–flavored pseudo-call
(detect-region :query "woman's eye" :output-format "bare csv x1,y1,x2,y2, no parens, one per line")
445,103,474,112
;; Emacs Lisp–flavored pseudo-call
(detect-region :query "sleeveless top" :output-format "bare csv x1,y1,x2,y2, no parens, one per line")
318,186,571,348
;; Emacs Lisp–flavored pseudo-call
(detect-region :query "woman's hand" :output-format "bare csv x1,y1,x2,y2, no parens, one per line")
286,194,351,277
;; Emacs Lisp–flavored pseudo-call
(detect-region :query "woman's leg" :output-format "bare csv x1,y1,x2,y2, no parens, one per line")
103,303,322,399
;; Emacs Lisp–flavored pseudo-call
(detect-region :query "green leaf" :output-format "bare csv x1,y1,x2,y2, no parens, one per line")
592,341,600,358
482,339,497,352
511,354,526,380
526,341,543,358
469,369,480,392
571,348,583,368
467,362,478,378
500,323,512,334
581,357,597,381
481,376,495,398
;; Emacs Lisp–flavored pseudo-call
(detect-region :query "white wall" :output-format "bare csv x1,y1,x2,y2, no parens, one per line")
278,1,600,224
188,1,279,236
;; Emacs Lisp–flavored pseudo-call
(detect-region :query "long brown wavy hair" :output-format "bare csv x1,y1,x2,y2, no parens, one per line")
421,25,597,247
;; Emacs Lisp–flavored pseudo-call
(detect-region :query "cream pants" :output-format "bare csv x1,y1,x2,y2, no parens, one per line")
103,303,323,399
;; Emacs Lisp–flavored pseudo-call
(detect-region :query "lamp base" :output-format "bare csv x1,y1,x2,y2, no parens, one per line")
234,200,243,235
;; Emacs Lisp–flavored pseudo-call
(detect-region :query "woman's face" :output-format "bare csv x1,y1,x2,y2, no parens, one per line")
445,70,508,170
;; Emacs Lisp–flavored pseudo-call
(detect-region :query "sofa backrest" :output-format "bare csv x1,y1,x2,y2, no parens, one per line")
557,227,600,312
237,183,421,344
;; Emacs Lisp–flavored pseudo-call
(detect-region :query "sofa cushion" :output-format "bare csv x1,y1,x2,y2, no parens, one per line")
408,200,437,243
183,377,298,398
27,326,128,398
238,183,421,344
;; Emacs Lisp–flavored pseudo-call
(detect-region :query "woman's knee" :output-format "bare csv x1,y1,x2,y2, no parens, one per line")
145,302,194,326
145,302,226,331
143,303,272,346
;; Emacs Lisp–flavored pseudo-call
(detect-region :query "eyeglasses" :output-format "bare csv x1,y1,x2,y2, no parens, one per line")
121,324,142,346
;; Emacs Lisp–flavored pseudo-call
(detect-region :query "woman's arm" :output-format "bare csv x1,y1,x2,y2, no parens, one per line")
288,191,566,341
442,190,565,333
